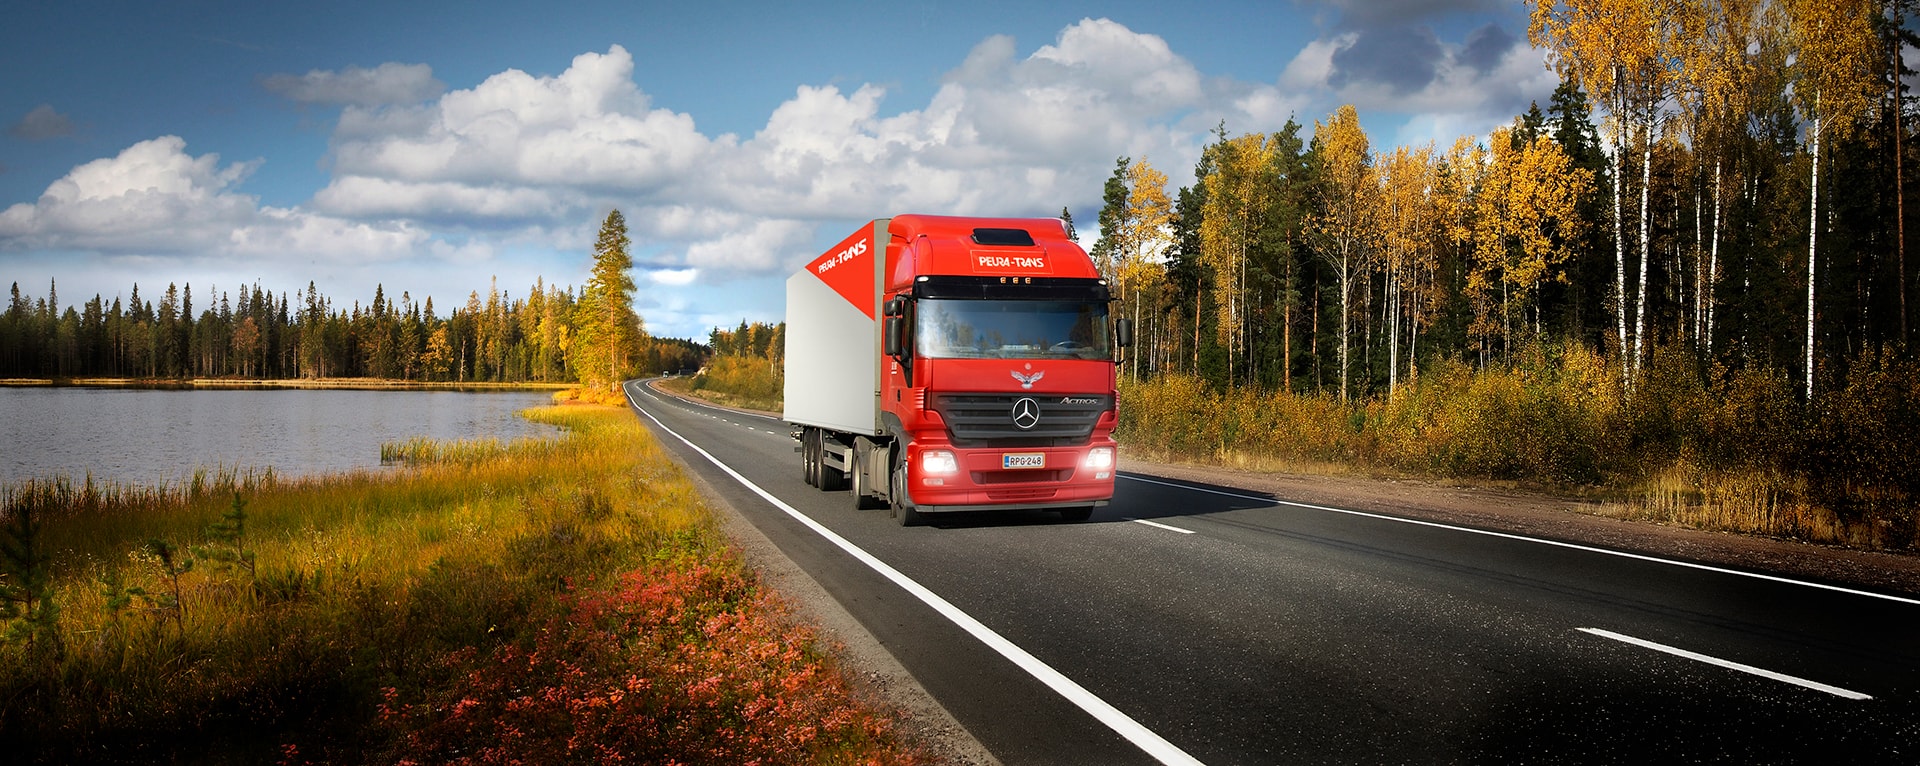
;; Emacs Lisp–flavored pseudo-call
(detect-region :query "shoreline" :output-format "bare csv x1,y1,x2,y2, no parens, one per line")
0,377,572,392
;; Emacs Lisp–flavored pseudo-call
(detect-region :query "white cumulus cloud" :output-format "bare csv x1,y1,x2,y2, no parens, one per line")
304,21,1230,281
0,135,480,275
1,15,1565,340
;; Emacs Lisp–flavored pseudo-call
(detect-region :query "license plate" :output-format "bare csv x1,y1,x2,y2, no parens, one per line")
1002,452,1046,469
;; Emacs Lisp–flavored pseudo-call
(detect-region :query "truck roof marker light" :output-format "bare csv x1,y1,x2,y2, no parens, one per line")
972,227,1036,246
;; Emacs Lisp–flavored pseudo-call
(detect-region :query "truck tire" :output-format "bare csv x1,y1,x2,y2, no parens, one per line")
819,434,846,492
889,449,920,527
802,428,819,487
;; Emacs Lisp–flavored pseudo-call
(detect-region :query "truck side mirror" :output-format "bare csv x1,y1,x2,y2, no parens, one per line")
1115,317,1134,349
884,316,905,358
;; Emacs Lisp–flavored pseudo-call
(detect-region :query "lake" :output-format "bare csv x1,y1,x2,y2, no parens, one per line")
0,387,563,488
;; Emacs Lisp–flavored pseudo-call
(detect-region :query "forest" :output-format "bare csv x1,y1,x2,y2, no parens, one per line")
1095,0,1920,549
1096,0,1912,396
0,211,705,387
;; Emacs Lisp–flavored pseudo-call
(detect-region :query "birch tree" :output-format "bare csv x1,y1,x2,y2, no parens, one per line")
1201,131,1287,387
1378,144,1438,392
1306,105,1377,401
1123,159,1174,380
1676,0,1759,355
1473,128,1596,357
1531,0,1691,382
1784,0,1881,395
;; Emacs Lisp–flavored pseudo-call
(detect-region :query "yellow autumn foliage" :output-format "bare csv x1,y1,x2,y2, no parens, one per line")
1119,346,1920,551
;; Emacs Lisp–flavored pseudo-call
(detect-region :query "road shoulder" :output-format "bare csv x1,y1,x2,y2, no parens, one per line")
630,381,1000,766
1124,456,1920,599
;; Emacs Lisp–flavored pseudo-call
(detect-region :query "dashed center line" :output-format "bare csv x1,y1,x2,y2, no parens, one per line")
636,377,1893,748
1128,518,1196,535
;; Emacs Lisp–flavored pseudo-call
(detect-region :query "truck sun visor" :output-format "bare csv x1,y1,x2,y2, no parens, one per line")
912,275,1111,303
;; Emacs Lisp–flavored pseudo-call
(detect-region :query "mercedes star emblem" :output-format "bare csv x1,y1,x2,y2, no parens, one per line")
1011,397,1041,430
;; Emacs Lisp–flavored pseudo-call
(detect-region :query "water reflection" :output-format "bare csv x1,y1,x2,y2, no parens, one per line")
1,388,561,487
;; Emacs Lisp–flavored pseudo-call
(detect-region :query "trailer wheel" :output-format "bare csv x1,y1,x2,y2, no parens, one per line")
819,435,846,492
802,428,818,487
889,448,920,527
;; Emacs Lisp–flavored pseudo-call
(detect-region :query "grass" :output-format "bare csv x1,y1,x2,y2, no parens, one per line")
1117,345,1920,552
0,404,929,764
670,355,783,412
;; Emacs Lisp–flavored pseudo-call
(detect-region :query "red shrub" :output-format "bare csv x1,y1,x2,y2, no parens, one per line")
382,558,925,764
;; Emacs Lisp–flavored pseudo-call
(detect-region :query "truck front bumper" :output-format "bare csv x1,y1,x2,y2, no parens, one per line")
903,441,1116,512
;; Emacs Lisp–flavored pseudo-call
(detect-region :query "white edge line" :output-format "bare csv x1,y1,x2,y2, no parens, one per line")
1577,627,1872,700
1119,474,1920,607
1129,518,1197,535
624,384,1206,766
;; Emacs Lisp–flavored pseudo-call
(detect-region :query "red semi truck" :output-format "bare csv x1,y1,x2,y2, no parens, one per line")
785,214,1131,525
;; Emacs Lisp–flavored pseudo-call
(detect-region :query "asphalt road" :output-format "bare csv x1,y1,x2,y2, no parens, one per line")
623,379,1920,764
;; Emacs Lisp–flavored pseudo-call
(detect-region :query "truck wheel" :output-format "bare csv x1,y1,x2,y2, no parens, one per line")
819,435,846,492
802,429,818,487
1058,506,1094,522
889,452,920,527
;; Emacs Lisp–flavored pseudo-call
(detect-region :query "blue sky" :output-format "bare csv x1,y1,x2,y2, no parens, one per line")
2,0,1551,341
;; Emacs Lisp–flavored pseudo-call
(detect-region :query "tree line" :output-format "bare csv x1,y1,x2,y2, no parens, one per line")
1091,0,1915,400
0,211,704,387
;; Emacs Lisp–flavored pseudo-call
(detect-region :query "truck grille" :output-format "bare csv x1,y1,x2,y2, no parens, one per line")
929,393,1110,448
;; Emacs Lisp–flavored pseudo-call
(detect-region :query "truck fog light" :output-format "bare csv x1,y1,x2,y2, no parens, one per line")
1084,447,1114,471
921,449,959,475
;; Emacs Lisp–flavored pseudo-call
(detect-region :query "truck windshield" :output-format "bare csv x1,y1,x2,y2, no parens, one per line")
915,299,1111,360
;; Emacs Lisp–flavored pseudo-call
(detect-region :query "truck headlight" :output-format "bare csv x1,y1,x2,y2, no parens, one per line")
920,449,959,475
1084,447,1113,470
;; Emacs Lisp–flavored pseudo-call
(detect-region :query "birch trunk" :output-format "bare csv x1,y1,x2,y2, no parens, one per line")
1807,111,1821,397
1708,159,1722,355
1612,98,1630,383
1633,127,1652,376
1388,266,1399,394
1339,244,1351,402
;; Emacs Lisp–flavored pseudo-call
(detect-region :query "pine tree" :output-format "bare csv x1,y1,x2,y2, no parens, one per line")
580,209,637,388
1090,158,1133,286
